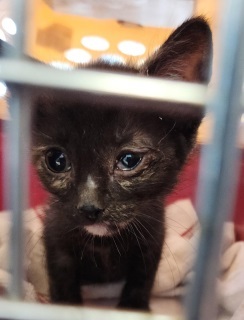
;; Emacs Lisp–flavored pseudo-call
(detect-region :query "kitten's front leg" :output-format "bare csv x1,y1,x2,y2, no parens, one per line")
118,236,163,311
44,235,82,304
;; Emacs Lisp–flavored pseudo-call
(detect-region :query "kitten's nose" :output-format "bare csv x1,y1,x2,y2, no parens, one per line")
78,205,103,222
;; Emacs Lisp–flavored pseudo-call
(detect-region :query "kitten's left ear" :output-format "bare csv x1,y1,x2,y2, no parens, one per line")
141,17,213,83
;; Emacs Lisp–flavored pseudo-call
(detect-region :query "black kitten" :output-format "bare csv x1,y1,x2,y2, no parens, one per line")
32,17,212,310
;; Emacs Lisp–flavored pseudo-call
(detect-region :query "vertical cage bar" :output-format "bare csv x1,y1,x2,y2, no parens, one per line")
3,0,30,299
10,0,27,58
187,0,244,319
6,91,31,299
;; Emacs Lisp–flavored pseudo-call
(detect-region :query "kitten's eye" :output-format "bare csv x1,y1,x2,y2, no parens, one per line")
117,153,142,171
45,148,71,173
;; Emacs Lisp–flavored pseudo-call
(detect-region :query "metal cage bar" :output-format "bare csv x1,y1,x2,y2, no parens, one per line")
4,90,31,300
0,59,207,107
0,300,181,320
2,0,30,300
187,0,244,319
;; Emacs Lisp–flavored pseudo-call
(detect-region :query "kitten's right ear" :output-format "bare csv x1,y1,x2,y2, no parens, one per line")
141,17,213,83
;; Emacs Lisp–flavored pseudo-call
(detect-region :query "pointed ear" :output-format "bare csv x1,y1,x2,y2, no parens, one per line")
141,17,213,83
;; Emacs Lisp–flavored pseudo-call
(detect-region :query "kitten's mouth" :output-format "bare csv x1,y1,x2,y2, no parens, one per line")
84,223,109,237
84,222,128,237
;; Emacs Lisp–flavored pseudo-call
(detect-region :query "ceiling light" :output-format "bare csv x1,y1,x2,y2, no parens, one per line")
118,40,146,56
64,48,92,64
50,61,74,70
99,54,125,64
2,17,16,35
0,82,7,97
81,36,110,51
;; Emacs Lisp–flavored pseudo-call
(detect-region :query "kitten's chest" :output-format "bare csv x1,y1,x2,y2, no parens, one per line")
77,237,129,284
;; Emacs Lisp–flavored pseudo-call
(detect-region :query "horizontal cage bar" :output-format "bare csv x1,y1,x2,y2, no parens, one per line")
0,58,207,107
0,300,182,320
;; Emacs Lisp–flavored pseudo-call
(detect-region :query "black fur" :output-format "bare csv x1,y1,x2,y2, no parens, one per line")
31,17,212,310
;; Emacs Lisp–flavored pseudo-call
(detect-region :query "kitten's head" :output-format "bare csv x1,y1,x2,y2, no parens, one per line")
32,17,212,237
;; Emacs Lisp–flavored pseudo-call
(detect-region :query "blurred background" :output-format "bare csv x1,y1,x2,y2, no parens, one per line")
0,0,218,140
0,0,217,66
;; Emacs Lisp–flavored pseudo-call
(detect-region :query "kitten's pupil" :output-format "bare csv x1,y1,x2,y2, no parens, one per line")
117,153,142,171
45,148,71,173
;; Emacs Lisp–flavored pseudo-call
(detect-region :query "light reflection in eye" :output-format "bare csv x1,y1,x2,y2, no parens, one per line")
117,153,142,170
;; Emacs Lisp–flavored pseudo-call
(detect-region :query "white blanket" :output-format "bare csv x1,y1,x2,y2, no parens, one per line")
0,200,244,319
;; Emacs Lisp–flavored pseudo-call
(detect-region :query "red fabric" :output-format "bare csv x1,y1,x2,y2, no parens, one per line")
0,121,48,209
233,157,244,241
0,121,243,239
29,165,48,208
166,151,200,206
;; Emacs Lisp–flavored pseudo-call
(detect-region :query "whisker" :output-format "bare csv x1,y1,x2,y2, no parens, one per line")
164,240,181,281
134,218,158,243
32,129,53,140
24,226,43,253
139,213,163,223
63,225,81,234
169,203,198,223
130,223,147,272
157,122,176,146
131,220,147,244
165,216,191,229
25,233,43,257
114,223,127,254
112,235,121,256
81,234,92,261
138,213,197,253
160,250,176,293
91,236,98,268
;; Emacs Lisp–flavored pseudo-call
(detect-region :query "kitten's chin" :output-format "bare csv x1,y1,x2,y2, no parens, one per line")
84,222,128,237
84,224,109,237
